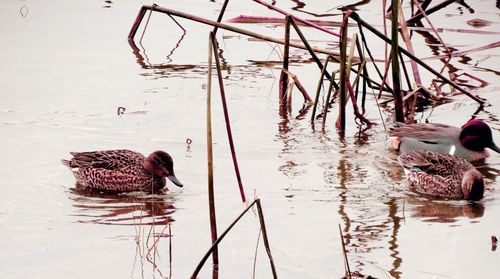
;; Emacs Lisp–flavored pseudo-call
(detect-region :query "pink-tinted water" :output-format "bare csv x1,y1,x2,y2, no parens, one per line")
1,1,499,278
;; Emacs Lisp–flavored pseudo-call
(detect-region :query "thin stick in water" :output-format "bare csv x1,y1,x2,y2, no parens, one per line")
206,32,219,270
210,33,247,203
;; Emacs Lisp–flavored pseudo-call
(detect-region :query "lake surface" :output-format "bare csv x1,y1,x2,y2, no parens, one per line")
1,0,499,278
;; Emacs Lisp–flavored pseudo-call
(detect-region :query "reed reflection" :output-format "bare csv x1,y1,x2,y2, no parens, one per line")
334,150,403,279
131,222,174,279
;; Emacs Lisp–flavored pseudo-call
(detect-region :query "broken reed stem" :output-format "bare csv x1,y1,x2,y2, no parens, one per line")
212,0,230,35
397,4,421,86
346,77,372,126
396,3,419,122
339,224,352,279
349,12,484,105
357,23,393,93
210,33,247,203
286,77,294,111
336,11,350,132
407,0,456,25
168,223,173,278
129,5,345,58
280,16,291,107
289,17,334,81
391,0,404,122
354,39,368,114
206,33,220,269
321,71,336,130
311,56,331,122
256,199,278,278
412,0,451,55
282,69,313,104
252,229,262,279
191,199,277,279
252,0,342,38
140,6,154,42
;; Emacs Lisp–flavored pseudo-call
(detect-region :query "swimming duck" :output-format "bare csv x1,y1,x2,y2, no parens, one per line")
398,150,484,201
62,149,183,193
389,119,500,162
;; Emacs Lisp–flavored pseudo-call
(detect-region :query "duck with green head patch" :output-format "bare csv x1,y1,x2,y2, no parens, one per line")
389,119,499,162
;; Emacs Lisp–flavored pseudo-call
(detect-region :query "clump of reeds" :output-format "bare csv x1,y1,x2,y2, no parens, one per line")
126,1,491,277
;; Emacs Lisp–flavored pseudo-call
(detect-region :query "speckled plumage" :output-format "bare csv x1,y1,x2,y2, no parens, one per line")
62,149,182,193
398,150,484,201
389,120,499,162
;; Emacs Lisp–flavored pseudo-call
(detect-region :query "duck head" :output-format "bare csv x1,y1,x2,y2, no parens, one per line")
144,151,183,187
461,169,484,201
460,120,500,153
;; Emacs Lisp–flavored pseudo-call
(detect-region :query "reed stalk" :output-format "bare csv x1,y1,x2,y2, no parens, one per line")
140,6,154,43
212,0,230,35
282,69,313,104
357,24,392,93
391,0,404,122
407,0,457,25
321,71,336,130
354,39,368,113
210,33,247,203
289,17,335,81
280,16,291,107
339,224,352,279
191,199,277,278
206,33,219,270
128,5,344,58
256,199,278,278
311,56,331,122
336,11,350,132
252,0,342,38
411,0,451,54
349,12,484,105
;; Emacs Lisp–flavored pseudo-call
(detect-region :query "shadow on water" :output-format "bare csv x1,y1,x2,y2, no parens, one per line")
69,185,177,226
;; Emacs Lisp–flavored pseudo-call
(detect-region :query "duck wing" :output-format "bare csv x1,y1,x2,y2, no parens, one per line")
398,150,466,177
66,149,144,170
389,123,459,142
76,167,152,192
406,170,464,199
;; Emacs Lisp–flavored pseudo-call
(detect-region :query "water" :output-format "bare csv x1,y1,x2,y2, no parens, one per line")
1,0,499,278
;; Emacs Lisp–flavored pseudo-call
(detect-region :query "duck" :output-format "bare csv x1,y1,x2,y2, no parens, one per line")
389,119,500,162
62,149,183,193
398,150,484,201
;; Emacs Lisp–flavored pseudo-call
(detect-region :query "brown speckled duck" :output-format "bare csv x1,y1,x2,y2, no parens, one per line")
62,149,183,193
398,150,484,201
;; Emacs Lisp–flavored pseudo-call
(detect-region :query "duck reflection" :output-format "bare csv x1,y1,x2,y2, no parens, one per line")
407,197,485,223
69,185,177,225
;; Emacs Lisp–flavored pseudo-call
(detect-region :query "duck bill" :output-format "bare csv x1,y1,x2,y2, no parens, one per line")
167,175,183,187
490,143,500,153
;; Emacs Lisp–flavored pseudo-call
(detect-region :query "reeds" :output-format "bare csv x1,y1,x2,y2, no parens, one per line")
190,199,277,278
125,1,492,276
128,2,485,129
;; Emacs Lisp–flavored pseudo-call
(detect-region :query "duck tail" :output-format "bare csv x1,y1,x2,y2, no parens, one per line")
61,159,72,167
390,136,401,151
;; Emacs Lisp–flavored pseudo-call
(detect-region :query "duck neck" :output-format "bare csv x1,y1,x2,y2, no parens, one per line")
143,158,154,174
462,169,484,201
